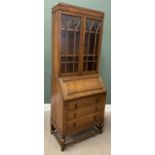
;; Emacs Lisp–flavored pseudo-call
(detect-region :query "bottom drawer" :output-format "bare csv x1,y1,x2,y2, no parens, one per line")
67,112,103,132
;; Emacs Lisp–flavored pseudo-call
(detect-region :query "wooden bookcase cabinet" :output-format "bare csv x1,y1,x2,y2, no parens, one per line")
51,3,107,151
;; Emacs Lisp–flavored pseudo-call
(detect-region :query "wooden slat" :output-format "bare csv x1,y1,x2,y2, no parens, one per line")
85,31,99,34
61,28,80,32
66,127,101,145
61,61,78,64
61,54,78,57
84,54,97,56
79,16,85,74
83,60,97,63
52,3,104,18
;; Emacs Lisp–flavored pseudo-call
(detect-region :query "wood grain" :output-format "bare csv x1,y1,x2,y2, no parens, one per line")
51,3,106,151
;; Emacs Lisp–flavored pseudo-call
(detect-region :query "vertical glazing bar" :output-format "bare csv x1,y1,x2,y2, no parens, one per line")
94,22,102,70
65,30,68,73
80,16,85,74
73,31,76,72
86,21,94,71
86,32,90,71
93,33,97,70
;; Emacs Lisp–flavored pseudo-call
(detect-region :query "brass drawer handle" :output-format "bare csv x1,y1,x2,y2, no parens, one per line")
74,113,76,118
95,107,98,111
96,98,99,103
94,116,97,121
73,123,76,127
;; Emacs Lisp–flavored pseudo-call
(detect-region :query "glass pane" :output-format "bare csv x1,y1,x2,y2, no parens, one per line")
87,62,93,71
75,32,80,54
68,56,74,62
83,18,102,72
84,33,95,55
60,14,81,74
62,15,81,30
84,33,89,54
83,62,87,71
86,19,102,32
61,56,66,62
61,20,65,29
68,31,74,54
95,34,100,55
88,56,93,61
66,63,73,73
93,62,97,70
61,30,66,55
89,33,95,54
61,56,79,63
74,56,78,61
74,63,78,72
86,20,93,31
61,64,65,73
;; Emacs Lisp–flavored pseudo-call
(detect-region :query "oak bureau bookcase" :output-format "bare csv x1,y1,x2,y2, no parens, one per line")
50,3,107,151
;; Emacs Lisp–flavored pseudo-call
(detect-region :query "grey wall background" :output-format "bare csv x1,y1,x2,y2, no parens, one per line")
44,0,111,104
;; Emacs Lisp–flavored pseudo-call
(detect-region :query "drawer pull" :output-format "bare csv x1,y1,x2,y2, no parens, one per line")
73,123,76,127
74,113,76,118
75,104,77,109
95,107,98,111
94,116,97,121
96,99,99,103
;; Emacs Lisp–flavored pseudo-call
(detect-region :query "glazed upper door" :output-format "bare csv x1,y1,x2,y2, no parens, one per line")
60,13,82,75
83,18,103,73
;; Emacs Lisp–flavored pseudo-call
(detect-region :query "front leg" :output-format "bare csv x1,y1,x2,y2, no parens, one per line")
96,122,104,134
50,123,55,135
60,135,66,151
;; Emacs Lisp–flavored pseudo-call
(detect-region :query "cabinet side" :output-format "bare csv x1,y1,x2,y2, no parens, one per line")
51,10,64,133
51,10,60,77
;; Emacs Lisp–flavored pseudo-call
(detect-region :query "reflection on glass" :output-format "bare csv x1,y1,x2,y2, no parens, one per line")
83,18,102,72
60,14,81,74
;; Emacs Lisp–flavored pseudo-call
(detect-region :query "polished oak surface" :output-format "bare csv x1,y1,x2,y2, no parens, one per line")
59,75,106,100
51,3,106,151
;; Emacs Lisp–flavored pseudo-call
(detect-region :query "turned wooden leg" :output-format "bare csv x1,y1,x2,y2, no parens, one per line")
96,122,104,134
50,123,55,135
99,128,103,134
61,145,65,151
60,135,66,151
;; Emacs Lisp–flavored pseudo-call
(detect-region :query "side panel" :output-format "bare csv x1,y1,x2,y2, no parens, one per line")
51,76,64,132
51,11,64,133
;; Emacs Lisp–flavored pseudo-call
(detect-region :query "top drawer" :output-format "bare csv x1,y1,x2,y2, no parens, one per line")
67,94,105,111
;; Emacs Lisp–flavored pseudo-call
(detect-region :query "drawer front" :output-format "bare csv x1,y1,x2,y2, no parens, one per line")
67,103,104,121
67,112,103,131
67,94,105,121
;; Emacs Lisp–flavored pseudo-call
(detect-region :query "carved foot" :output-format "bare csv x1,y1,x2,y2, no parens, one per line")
60,135,66,151
50,124,55,135
99,128,103,134
61,144,65,151
96,122,104,134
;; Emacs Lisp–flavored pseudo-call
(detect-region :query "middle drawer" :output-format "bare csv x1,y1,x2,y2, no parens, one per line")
67,96,104,121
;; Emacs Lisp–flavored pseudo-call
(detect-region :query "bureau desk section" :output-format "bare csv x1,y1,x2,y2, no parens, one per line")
50,75,106,150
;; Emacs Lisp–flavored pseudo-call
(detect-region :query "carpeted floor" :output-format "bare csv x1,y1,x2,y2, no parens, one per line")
44,111,111,155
